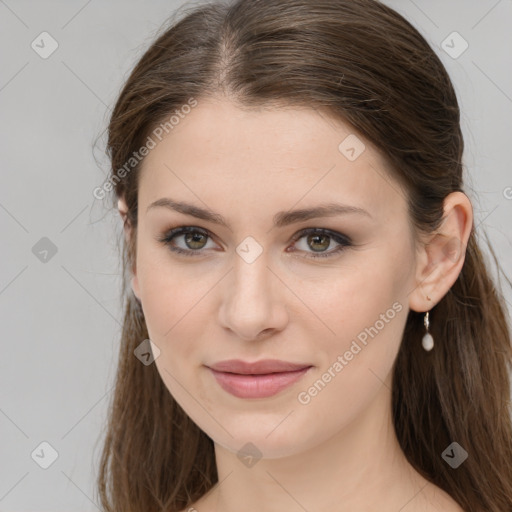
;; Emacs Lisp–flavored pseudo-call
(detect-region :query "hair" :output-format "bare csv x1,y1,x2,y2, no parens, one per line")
96,0,512,511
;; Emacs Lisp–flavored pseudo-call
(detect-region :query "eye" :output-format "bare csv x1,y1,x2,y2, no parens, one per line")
157,226,216,257
157,226,352,259
288,228,352,259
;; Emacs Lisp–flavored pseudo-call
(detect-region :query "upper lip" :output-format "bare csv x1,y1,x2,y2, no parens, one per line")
207,359,312,375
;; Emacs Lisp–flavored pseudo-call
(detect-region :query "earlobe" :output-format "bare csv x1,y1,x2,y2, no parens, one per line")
118,197,128,224
408,191,473,313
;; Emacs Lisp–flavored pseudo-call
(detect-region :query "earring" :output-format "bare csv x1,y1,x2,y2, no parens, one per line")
422,311,434,351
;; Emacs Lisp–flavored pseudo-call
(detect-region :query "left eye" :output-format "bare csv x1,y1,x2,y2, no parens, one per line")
289,228,352,258
158,226,352,259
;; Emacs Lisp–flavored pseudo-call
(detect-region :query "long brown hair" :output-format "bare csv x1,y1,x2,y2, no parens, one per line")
96,1,512,510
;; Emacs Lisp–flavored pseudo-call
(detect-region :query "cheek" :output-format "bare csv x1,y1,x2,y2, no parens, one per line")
316,250,410,337
307,247,412,391
136,252,204,357
138,264,208,402
295,285,408,437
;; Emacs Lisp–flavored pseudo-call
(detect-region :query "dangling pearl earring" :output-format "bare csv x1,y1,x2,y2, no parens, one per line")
422,310,434,351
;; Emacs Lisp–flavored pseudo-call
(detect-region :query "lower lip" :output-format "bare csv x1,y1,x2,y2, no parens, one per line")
208,367,312,398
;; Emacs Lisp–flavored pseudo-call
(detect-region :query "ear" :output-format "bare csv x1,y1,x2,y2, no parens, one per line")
117,196,132,241
117,196,140,299
408,191,473,313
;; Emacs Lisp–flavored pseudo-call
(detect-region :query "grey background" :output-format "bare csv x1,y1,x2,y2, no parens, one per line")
1,0,511,510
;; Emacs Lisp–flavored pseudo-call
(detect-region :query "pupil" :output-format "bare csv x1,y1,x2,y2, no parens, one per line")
309,234,329,252
186,232,206,249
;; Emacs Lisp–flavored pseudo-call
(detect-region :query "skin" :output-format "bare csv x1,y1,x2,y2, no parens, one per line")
118,96,472,512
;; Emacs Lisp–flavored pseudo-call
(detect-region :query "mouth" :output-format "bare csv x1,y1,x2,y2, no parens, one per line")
206,359,313,399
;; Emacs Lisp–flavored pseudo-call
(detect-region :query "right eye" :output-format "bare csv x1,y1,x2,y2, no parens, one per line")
157,226,217,257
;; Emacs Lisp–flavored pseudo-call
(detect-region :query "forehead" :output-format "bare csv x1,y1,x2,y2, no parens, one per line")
145,98,368,166
138,98,407,224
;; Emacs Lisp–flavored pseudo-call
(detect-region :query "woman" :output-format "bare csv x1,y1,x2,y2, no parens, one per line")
96,1,512,511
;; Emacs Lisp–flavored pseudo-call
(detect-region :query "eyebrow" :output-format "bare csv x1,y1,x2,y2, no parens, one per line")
146,197,372,228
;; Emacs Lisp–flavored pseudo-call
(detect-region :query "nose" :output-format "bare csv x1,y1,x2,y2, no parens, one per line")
217,250,289,341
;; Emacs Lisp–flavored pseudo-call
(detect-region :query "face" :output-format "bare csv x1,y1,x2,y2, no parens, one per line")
130,97,419,458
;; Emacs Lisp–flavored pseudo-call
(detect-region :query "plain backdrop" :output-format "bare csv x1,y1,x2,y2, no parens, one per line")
0,0,511,510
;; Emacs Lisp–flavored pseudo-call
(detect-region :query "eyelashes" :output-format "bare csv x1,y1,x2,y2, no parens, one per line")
288,227,352,259
157,226,353,260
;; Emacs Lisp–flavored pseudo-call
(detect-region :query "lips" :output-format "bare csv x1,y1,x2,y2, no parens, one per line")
208,359,311,374
206,359,313,398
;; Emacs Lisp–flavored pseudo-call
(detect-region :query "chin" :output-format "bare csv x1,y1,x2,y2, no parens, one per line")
205,412,327,461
